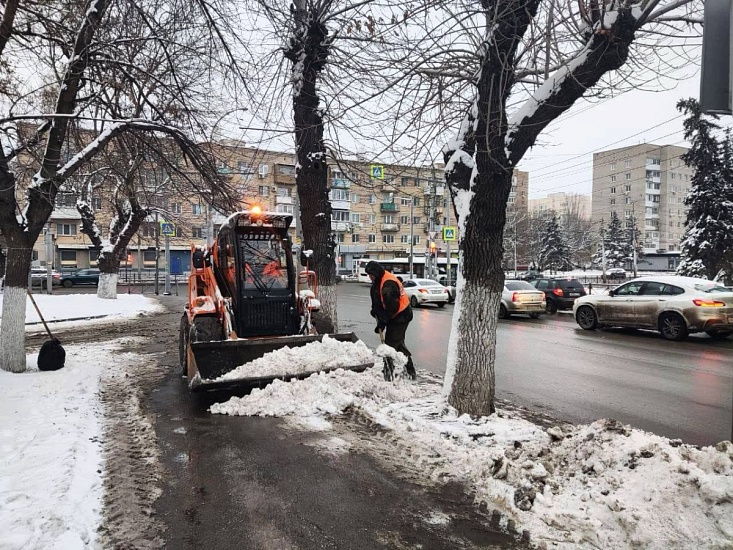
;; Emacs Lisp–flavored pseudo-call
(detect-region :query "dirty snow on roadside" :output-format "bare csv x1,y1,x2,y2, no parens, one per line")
212,348,733,549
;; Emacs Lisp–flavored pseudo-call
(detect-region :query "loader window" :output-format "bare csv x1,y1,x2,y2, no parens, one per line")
240,234,289,291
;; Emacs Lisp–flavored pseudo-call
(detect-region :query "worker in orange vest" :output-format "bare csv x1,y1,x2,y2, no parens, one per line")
365,260,416,380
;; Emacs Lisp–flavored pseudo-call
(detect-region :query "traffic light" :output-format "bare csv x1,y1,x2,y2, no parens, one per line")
429,241,437,257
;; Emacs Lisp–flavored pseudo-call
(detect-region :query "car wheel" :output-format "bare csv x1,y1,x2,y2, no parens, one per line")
576,305,597,330
179,314,190,377
498,304,509,319
706,330,732,340
437,302,446,308
63,280,73,288
546,300,557,315
529,313,540,319
410,295,419,308
659,313,687,341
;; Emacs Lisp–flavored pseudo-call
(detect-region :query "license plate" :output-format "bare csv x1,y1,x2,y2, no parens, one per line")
568,292,580,297
728,314,733,324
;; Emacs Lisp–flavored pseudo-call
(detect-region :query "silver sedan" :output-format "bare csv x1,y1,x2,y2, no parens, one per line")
499,280,546,319
573,276,733,341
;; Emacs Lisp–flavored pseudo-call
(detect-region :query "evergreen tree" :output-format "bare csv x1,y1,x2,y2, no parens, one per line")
593,213,631,269
538,215,571,271
676,99,733,281
624,215,644,274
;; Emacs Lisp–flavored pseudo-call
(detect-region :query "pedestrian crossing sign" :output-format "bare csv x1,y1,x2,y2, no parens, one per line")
443,226,456,241
160,222,175,237
370,165,384,179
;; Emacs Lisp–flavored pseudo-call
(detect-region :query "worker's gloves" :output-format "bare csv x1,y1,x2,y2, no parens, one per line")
374,320,387,333
370,309,377,319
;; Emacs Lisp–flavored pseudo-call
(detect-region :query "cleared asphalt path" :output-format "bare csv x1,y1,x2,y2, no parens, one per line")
337,282,733,447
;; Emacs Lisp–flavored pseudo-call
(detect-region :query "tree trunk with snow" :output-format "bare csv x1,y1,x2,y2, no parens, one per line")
0,240,36,373
96,252,120,299
286,2,338,332
444,1,640,415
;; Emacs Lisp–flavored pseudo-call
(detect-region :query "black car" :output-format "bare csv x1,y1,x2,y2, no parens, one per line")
60,268,100,287
531,277,587,314
517,269,541,282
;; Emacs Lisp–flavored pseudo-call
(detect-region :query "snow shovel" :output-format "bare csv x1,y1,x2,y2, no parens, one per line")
27,289,65,371
378,328,395,382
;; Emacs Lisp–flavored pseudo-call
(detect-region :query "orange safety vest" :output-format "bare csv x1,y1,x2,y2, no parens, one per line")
380,271,410,318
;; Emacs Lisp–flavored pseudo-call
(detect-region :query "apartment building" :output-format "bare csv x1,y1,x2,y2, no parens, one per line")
591,143,691,261
19,143,529,274
528,192,591,220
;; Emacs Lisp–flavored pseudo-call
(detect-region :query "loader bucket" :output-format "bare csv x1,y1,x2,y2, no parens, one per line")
187,332,373,392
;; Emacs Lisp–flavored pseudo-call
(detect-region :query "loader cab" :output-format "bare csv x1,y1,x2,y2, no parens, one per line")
219,211,299,337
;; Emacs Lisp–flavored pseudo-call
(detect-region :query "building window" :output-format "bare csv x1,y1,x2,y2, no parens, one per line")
625,197,631,204
401,177,410,187
625,173,631,181
624,184,631,192
336,233,345,243
330,189,349,201
60,250,77,266
670,172,676,180
351,193,359,203
332,210,350,222
400,198,412,207
611,175,616,183
171,202,182,214
368,234,376,243
625,159,631,168
192,203,204,215
92,196,102,210
610,162,617,170
350,213,360,223
400,215,410,224
412,217,421,225
610,187,616,194
175,226,184,238
368,214,376,224
383,234,395,243
368,195,377,204
192,227,203,238
238,162,254,174
276,204,294,214
383,215,394,224
413,197,421,207
610,198,616,205
351,234,360,243
56,223,77,235
413,235,421,245
277,186,291,197
401,235,410,243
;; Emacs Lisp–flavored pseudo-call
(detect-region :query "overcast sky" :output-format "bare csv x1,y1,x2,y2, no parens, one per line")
518,73,713,200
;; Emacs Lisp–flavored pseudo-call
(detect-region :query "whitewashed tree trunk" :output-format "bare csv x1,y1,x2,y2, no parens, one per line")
0,286,28,373
97,273,119,299
443,280,500,415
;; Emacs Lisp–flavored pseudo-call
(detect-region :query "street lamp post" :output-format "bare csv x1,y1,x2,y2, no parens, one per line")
409,197,414,278
625,191,639,278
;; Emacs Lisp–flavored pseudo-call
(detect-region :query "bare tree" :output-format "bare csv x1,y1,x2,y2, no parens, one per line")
0,0,247,372
362,0,702,414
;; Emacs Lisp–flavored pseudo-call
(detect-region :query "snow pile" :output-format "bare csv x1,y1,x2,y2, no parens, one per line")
211,370,733,549
215,334,376,382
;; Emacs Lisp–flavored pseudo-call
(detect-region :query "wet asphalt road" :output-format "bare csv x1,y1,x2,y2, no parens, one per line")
336,283,733,447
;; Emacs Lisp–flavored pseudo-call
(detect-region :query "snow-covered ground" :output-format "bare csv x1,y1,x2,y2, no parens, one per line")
0,294,162,550
1,293,731,549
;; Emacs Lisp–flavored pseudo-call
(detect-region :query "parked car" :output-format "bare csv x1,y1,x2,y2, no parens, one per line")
402,278,450,308
531,277,587,314
436,275,456,303
573,276,733,341
30,268,62,288
517,269,541,282
606,267,627,280
500,280,546,319
60,268,100,287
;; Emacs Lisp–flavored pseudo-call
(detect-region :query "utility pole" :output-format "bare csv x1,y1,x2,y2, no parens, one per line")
44,224,53,294
600,224,607,282
154,211,160,295
163,231,171,295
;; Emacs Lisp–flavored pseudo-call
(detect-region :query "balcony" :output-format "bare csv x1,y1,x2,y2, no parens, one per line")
331,222,351,232
380,202,399,212
331,178,351,189
275,195,293,205
331,200,351,211
423,185,446,196
380,223,400,232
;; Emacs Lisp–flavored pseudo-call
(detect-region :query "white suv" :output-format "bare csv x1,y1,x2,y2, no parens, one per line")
30,268,62,288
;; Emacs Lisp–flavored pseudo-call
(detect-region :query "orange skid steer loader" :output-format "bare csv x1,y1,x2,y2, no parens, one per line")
179,208,372,391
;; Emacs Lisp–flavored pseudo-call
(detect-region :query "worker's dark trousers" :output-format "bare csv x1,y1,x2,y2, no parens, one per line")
385,320,413,370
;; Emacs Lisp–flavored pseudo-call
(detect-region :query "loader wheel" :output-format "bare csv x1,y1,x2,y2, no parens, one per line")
190,316,223,343
179,314,190,377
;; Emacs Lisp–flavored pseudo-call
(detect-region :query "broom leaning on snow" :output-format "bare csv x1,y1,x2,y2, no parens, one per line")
26,289,66,371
